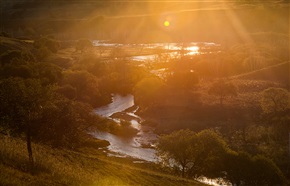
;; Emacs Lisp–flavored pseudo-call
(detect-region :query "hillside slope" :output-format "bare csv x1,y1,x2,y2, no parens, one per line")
232,61,290,88
0,134,204,186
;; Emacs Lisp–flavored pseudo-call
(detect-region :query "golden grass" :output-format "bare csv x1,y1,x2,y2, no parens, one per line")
0,134,205,186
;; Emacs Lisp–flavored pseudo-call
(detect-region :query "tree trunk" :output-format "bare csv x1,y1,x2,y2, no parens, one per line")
26,125,34,172
182,166,185,178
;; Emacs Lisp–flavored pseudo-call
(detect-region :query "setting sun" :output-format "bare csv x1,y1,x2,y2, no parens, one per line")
164,20,170,27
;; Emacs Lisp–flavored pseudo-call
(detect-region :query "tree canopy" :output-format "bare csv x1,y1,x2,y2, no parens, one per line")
157,129,229,178
157,129,196,177
260,87,289,114
134,76,165,108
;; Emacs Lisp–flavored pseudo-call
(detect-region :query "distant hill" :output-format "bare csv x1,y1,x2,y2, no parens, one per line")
1,1,289,43
232,61,290,88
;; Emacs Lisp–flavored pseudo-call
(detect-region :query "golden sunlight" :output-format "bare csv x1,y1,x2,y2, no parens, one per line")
187,46,199,55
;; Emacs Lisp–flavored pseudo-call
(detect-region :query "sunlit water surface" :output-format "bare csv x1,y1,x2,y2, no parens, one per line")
93,94,157,162
93,41,219,61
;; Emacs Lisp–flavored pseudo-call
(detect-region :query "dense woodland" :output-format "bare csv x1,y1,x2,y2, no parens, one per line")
0,0,289,185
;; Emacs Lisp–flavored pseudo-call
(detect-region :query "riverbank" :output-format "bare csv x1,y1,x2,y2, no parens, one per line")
0,133,205,186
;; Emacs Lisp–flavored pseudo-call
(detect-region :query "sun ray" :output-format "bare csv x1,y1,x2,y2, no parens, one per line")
222,2,253,44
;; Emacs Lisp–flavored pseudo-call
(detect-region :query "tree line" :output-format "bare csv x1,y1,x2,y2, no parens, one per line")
157,129,287,185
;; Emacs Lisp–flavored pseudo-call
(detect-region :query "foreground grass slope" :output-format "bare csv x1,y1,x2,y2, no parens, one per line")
0,134,204,186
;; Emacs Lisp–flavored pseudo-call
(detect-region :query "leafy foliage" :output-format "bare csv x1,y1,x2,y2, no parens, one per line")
36,98,98,147
157,129,286,184
0,78,51,133
224,152,286,185
157,129,228,178
61,70,102,107
157,129,196,177
134,76,165,108
0,50,35,65
0,77,56,169
0,78,97,147
33,36,60,53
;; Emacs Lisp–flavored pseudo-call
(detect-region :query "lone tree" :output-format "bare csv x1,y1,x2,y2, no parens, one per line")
260,87,289,114
0,78,99,172
208,79,237,105
0,78,52,171
157,129,196,177
189,130,229,178
157,129,229,178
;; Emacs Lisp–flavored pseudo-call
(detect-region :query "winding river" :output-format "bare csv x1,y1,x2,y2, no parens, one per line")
91,41,228,184
92,94,230,186
92,94,157,162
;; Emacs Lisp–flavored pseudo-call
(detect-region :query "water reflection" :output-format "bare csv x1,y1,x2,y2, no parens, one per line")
91,131,156,162
92,41,220,62
93,94,157,162
94,94,134,117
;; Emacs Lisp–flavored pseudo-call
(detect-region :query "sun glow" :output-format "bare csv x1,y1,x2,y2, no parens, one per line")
164,20,170,27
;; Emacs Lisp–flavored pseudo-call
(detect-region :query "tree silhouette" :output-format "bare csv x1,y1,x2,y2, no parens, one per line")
157,129,196,177
0,78,53,171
